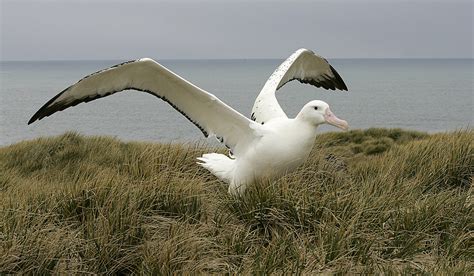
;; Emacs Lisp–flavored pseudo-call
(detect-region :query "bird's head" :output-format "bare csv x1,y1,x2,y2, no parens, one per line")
297,100,348,130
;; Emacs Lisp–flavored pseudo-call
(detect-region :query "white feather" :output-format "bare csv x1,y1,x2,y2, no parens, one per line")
251,48,347,124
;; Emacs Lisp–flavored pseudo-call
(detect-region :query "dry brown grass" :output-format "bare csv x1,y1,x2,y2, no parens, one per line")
0,128,472,274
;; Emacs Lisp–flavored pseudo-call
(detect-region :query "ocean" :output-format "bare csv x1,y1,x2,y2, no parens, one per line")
1,59,472,146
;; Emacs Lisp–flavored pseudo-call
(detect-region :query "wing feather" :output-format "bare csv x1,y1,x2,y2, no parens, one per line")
28,58,258,156
251,49,348,124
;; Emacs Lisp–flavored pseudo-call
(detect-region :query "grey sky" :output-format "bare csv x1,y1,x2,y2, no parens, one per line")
1,0,472,60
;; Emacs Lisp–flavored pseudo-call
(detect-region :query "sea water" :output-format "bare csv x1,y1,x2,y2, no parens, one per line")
0,59,472,146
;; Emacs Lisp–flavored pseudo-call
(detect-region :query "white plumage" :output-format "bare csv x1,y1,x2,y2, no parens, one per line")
29,48,349,194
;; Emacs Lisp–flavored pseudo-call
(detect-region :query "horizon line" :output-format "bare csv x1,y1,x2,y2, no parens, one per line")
2,57,473,62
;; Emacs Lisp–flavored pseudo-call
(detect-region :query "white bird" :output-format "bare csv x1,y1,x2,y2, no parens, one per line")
28,48,348,195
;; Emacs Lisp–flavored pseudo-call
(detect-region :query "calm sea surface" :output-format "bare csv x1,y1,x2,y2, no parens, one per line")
1,59,472,146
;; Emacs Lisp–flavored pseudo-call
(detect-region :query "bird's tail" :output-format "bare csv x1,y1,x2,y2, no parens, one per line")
197,153,234,183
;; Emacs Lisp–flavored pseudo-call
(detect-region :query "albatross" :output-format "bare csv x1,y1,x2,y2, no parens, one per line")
28,48,348,195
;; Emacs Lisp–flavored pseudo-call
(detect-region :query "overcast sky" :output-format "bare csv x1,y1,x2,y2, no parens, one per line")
1,0,472,60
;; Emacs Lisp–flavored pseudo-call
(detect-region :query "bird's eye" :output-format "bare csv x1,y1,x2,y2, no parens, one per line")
314,106,318,110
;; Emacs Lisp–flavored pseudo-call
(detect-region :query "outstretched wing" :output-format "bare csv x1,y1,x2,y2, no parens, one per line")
28,58,259,156
251,48,348,124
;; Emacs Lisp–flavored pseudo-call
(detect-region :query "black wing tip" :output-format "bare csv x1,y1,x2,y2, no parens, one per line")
28,112,40,125
27,103,62,125
28,104,62,125
27,85,74,125
27,115,39,125
27,60,140,126
28,106,51,124
329,64,348,91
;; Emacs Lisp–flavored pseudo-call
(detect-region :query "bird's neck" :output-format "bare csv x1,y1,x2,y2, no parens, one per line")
292,117,319,137
295,113,320,128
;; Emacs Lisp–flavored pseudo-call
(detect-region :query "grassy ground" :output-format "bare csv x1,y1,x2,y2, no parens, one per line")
0,128,472,274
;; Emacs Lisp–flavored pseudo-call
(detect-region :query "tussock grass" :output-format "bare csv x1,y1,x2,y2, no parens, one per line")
0,128,472,274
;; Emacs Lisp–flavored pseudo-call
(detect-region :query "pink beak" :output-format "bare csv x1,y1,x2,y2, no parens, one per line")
324,108,349,131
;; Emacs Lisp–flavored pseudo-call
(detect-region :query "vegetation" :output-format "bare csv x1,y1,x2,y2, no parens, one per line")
0,128,472,274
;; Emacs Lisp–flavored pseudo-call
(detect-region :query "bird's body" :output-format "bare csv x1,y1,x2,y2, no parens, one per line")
201,116,317,194
28,48,349,194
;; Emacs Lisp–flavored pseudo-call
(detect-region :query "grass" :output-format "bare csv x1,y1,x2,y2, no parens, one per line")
0,128,472,274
